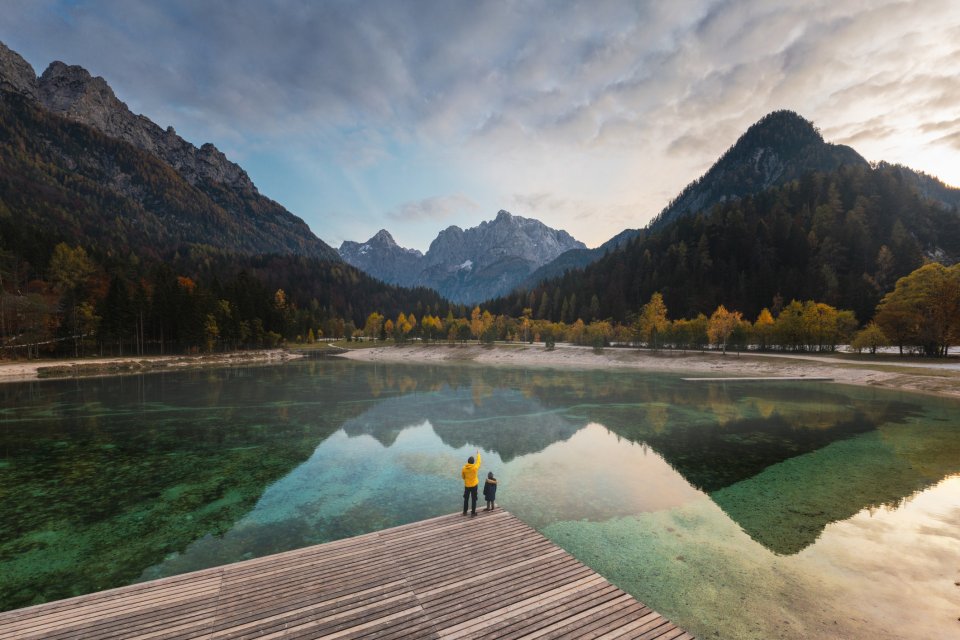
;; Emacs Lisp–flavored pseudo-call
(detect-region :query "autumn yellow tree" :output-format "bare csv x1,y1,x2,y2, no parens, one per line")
520,307,533,343
753,308,775,351
406,313,418,340
635,292,668,349
422,314,443,342
850,322,889,354
875,262,960,356
567,318,587,345
470,306,483,341
364,312,384,341
394,312,412,343
587,320,613,352
707,305,742,354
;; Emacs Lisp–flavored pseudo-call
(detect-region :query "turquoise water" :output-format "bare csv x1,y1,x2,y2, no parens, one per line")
1,359,958,638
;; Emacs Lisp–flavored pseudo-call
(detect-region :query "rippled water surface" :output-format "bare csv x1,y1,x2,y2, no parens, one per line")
1,358,958,638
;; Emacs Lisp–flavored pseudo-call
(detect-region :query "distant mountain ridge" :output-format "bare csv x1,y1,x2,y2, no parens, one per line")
522,110,949,291
0,40,338,261
487,161,960,325
339,210,585,304
340,229,425,281
651,110,869,228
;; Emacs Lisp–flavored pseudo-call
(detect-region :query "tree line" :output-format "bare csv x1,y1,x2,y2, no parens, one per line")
0,240,450,359
487,163,960,328
357,260,959,357
4,238,955,359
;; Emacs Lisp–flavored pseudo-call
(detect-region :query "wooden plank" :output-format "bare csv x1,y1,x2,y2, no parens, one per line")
483,588,631,640
593,611,671,640
207,580,411,639
3,576,223,639
0,509,694,640
436,575,607,638
422,562,596,624
399,539,561,593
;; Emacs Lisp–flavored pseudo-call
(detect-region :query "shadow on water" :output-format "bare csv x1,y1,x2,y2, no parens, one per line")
1,358,958,611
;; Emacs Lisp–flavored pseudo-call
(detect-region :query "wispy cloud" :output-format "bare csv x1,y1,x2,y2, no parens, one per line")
387,194,479,222
3,0,959,248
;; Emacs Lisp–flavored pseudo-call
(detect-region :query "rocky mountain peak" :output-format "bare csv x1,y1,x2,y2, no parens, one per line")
495,209,513,222
39,60,129,132
13,50,257,194
370,229,398,248
653,109,868,228
0,40,39,100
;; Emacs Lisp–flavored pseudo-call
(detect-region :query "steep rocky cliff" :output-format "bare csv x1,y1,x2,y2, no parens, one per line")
0,40,338,260
37,61,256,193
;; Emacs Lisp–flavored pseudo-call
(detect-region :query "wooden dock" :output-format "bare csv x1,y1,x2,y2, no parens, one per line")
0,510,693,639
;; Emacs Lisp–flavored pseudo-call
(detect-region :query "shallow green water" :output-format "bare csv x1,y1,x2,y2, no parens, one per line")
1,359,958,638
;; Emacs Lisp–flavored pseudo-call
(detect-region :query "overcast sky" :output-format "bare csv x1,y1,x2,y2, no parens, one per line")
4,0,959,250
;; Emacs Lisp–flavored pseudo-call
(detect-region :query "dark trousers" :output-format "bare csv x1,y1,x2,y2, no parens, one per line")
463,485,478,514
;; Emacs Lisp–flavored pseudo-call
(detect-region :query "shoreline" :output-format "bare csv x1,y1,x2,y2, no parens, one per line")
334,343,960,400
2,343,958,400
0,349,303,384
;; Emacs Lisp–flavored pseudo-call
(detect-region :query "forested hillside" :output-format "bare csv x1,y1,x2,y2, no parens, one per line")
489,163,960,324
0,93,337,262
652,110,868,228
0,92,447,357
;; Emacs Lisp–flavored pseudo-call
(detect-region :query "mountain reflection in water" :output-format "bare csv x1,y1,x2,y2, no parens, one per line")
1,358,958,622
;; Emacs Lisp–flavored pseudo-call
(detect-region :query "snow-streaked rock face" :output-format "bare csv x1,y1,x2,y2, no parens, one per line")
339,210,585,304
339,230,425,285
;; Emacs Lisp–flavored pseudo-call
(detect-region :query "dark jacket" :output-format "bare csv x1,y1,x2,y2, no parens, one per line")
483,478,498,501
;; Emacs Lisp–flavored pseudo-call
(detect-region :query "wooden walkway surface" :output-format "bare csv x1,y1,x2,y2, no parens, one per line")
0,510,693,639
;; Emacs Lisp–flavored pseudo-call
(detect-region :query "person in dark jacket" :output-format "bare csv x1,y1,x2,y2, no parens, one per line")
482,471,498,511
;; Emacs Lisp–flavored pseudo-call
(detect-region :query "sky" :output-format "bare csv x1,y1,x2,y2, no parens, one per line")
3,0,960,251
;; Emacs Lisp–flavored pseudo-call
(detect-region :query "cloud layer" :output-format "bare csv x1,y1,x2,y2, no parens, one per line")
4,0,959,249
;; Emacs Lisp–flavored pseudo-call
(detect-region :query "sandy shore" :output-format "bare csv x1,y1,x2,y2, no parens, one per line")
0,349,303,384
4,343,958,400
336,343,960,400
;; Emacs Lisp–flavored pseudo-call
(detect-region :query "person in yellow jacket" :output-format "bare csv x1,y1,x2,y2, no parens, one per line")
461,449,481,516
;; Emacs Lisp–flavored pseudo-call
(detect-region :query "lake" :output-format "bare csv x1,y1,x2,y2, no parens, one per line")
1,358,958,638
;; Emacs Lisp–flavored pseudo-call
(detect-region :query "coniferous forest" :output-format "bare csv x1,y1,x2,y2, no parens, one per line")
2,67,959,359
488,163,960,326
0,82,450,357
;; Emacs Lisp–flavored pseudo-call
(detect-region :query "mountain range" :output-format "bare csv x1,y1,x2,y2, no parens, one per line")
340,109,958,307
515,110,875,288
339,210,585,304
0,40,338,261
2,38,959,329
488,158,960,324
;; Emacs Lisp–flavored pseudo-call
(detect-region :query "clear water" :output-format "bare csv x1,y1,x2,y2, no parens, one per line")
1,359,958,638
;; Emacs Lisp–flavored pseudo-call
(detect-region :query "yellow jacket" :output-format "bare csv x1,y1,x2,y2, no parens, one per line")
461,453,481,487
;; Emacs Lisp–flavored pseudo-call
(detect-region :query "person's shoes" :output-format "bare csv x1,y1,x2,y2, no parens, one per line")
471,512,476,517
462,511,467,516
